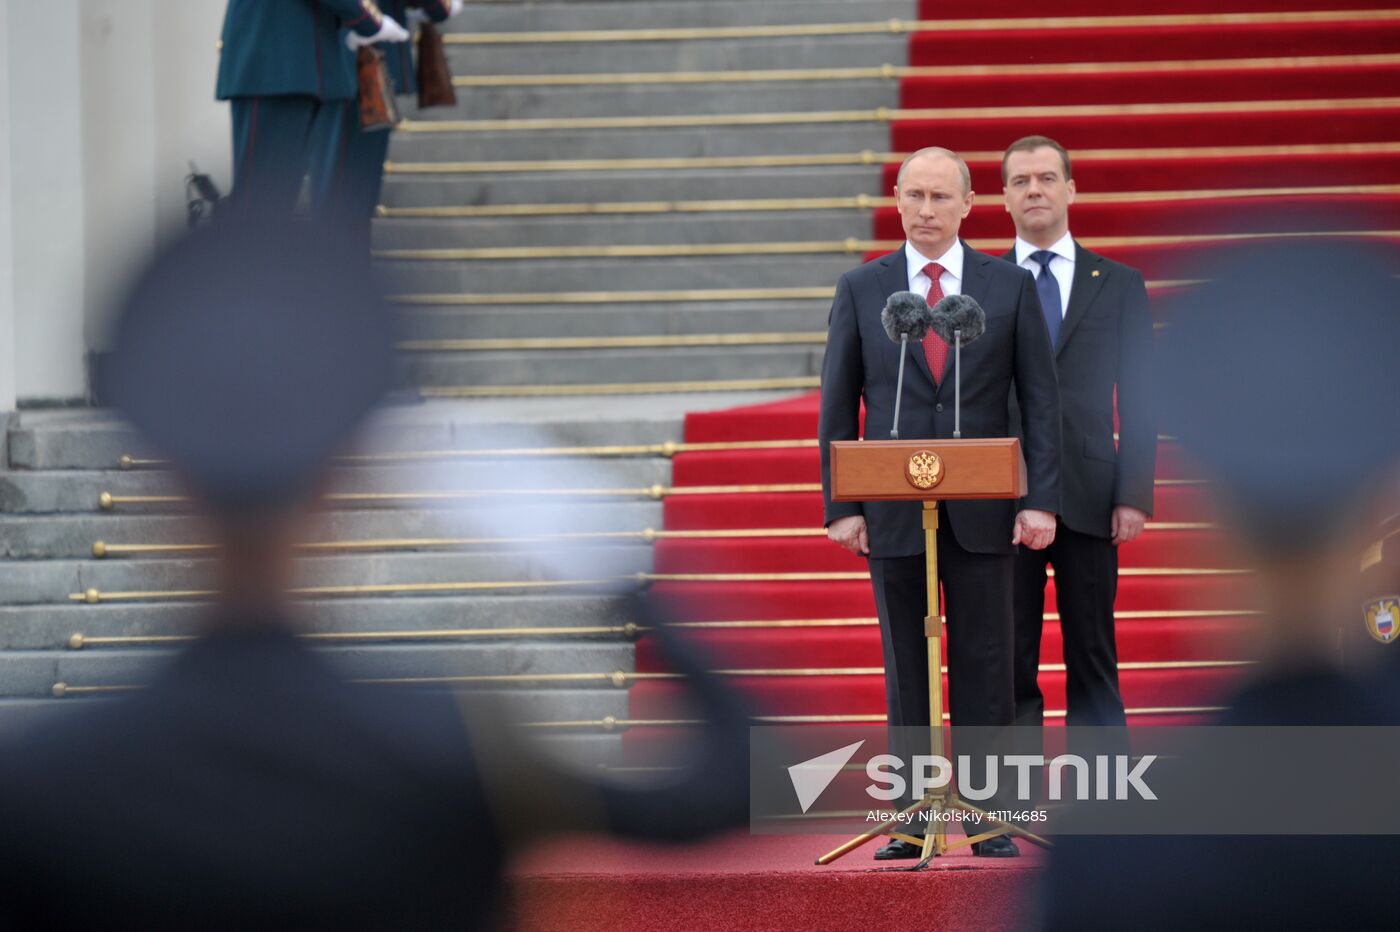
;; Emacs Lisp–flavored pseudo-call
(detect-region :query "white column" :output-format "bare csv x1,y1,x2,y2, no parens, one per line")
8,0,87,404
0,0,16,415
79,0,158,362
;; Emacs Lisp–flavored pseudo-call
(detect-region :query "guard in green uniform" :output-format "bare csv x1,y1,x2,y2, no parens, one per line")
334,0,458,252
215,0,408,218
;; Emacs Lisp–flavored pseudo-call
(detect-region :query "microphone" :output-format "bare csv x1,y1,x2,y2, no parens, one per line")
880,291,935,440
928,295,987,439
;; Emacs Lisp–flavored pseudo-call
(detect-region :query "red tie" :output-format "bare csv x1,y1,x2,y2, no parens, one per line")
921,261,948,385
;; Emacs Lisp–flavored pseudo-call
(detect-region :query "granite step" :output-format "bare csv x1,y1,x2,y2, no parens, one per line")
396,301,830,341
0,501,665,559
0,594,637,650
429,80,899,121
0,642,636,698
379,253,859,294
388,123,886,163
456,0,915,33
379,168,887,210
443,37,908,78
0,546,653,605
371,211,867,250
400,344,821,389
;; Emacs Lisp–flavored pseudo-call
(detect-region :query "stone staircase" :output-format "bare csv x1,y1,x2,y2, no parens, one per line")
379,0,916,395
0,0,914,758
0,393,784,754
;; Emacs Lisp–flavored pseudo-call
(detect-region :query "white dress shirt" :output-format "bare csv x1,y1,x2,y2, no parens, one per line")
1014,230,1075,317
905,239,964,300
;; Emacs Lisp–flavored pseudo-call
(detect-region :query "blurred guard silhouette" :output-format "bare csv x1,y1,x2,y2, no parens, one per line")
0,221,749,930
1041,237,1400,930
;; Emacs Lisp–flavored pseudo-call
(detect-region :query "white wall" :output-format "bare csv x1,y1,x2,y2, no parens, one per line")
152,1,232,248
0,0,231,409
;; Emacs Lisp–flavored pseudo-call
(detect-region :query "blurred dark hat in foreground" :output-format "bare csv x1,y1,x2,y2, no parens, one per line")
1152,237,1400,550
104,221,396,513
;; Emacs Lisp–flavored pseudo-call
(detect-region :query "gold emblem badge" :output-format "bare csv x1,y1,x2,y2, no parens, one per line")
905,450,944,490
1364,596,1400,644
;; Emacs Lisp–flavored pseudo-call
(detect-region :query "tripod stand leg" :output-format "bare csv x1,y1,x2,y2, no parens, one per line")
946,797,1054,850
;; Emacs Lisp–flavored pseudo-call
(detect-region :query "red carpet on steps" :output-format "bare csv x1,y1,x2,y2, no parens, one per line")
883,149,1400,198
504,833,1041,932
906,21,1400,65
601,5,1400,919
900,61,1400,109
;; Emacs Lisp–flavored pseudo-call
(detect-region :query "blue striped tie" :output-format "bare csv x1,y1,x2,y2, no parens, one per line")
1031,250,1062,350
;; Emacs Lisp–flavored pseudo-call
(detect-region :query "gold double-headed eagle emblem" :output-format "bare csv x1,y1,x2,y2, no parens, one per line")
905,450,944,490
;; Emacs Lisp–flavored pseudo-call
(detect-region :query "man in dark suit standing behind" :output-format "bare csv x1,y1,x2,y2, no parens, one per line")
1001,136,1157,728
819,147,1062,858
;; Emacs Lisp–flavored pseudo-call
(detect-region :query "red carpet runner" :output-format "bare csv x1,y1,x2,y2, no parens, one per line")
629,2,1400,749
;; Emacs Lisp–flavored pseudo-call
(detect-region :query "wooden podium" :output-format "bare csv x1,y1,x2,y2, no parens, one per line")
816,437,1052,866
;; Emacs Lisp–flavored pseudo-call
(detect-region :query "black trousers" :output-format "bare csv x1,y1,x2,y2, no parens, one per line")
869,505,1015,813
1013,521,1127,727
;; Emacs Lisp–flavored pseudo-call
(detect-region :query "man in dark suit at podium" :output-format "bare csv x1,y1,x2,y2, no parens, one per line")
818,147,1062,859
1000,136,1157,728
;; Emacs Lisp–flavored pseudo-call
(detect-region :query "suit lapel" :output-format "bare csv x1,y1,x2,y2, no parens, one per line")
949,244,993,395
1056,243,1106,354
877,247,937,387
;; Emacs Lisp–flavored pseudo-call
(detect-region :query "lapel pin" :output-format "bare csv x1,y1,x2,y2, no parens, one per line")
1092,270,1101,278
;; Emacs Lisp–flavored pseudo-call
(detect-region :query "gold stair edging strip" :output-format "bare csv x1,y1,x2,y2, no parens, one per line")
93,528,830,558
389,280,1200,308
378,184,1400,218
96,478,1202,511
397,96,1400,133
92,522,1210,558
385,142,1400,175
418,377,822,398
451,53,1400,87
67,624,641,650
440,10,1400,45
65,609,1261,650
396,331,829,352
393,287,834,305
124,436,1184,470
68,578,627,605
377,231,1400,262
67,567,1248,605
120,438,821,470
43,684,1229,724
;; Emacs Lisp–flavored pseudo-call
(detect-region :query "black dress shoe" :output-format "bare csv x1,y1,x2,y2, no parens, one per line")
971,835,1019,858
873,838,924,860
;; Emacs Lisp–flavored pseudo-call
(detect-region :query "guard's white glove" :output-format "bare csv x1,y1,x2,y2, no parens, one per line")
345,14,410,50
408,1,463,24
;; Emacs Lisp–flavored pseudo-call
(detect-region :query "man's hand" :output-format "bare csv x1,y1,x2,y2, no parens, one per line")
1111,505,1148,547
1012,509,1056,551
346,15,410,49
827,515,869,556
